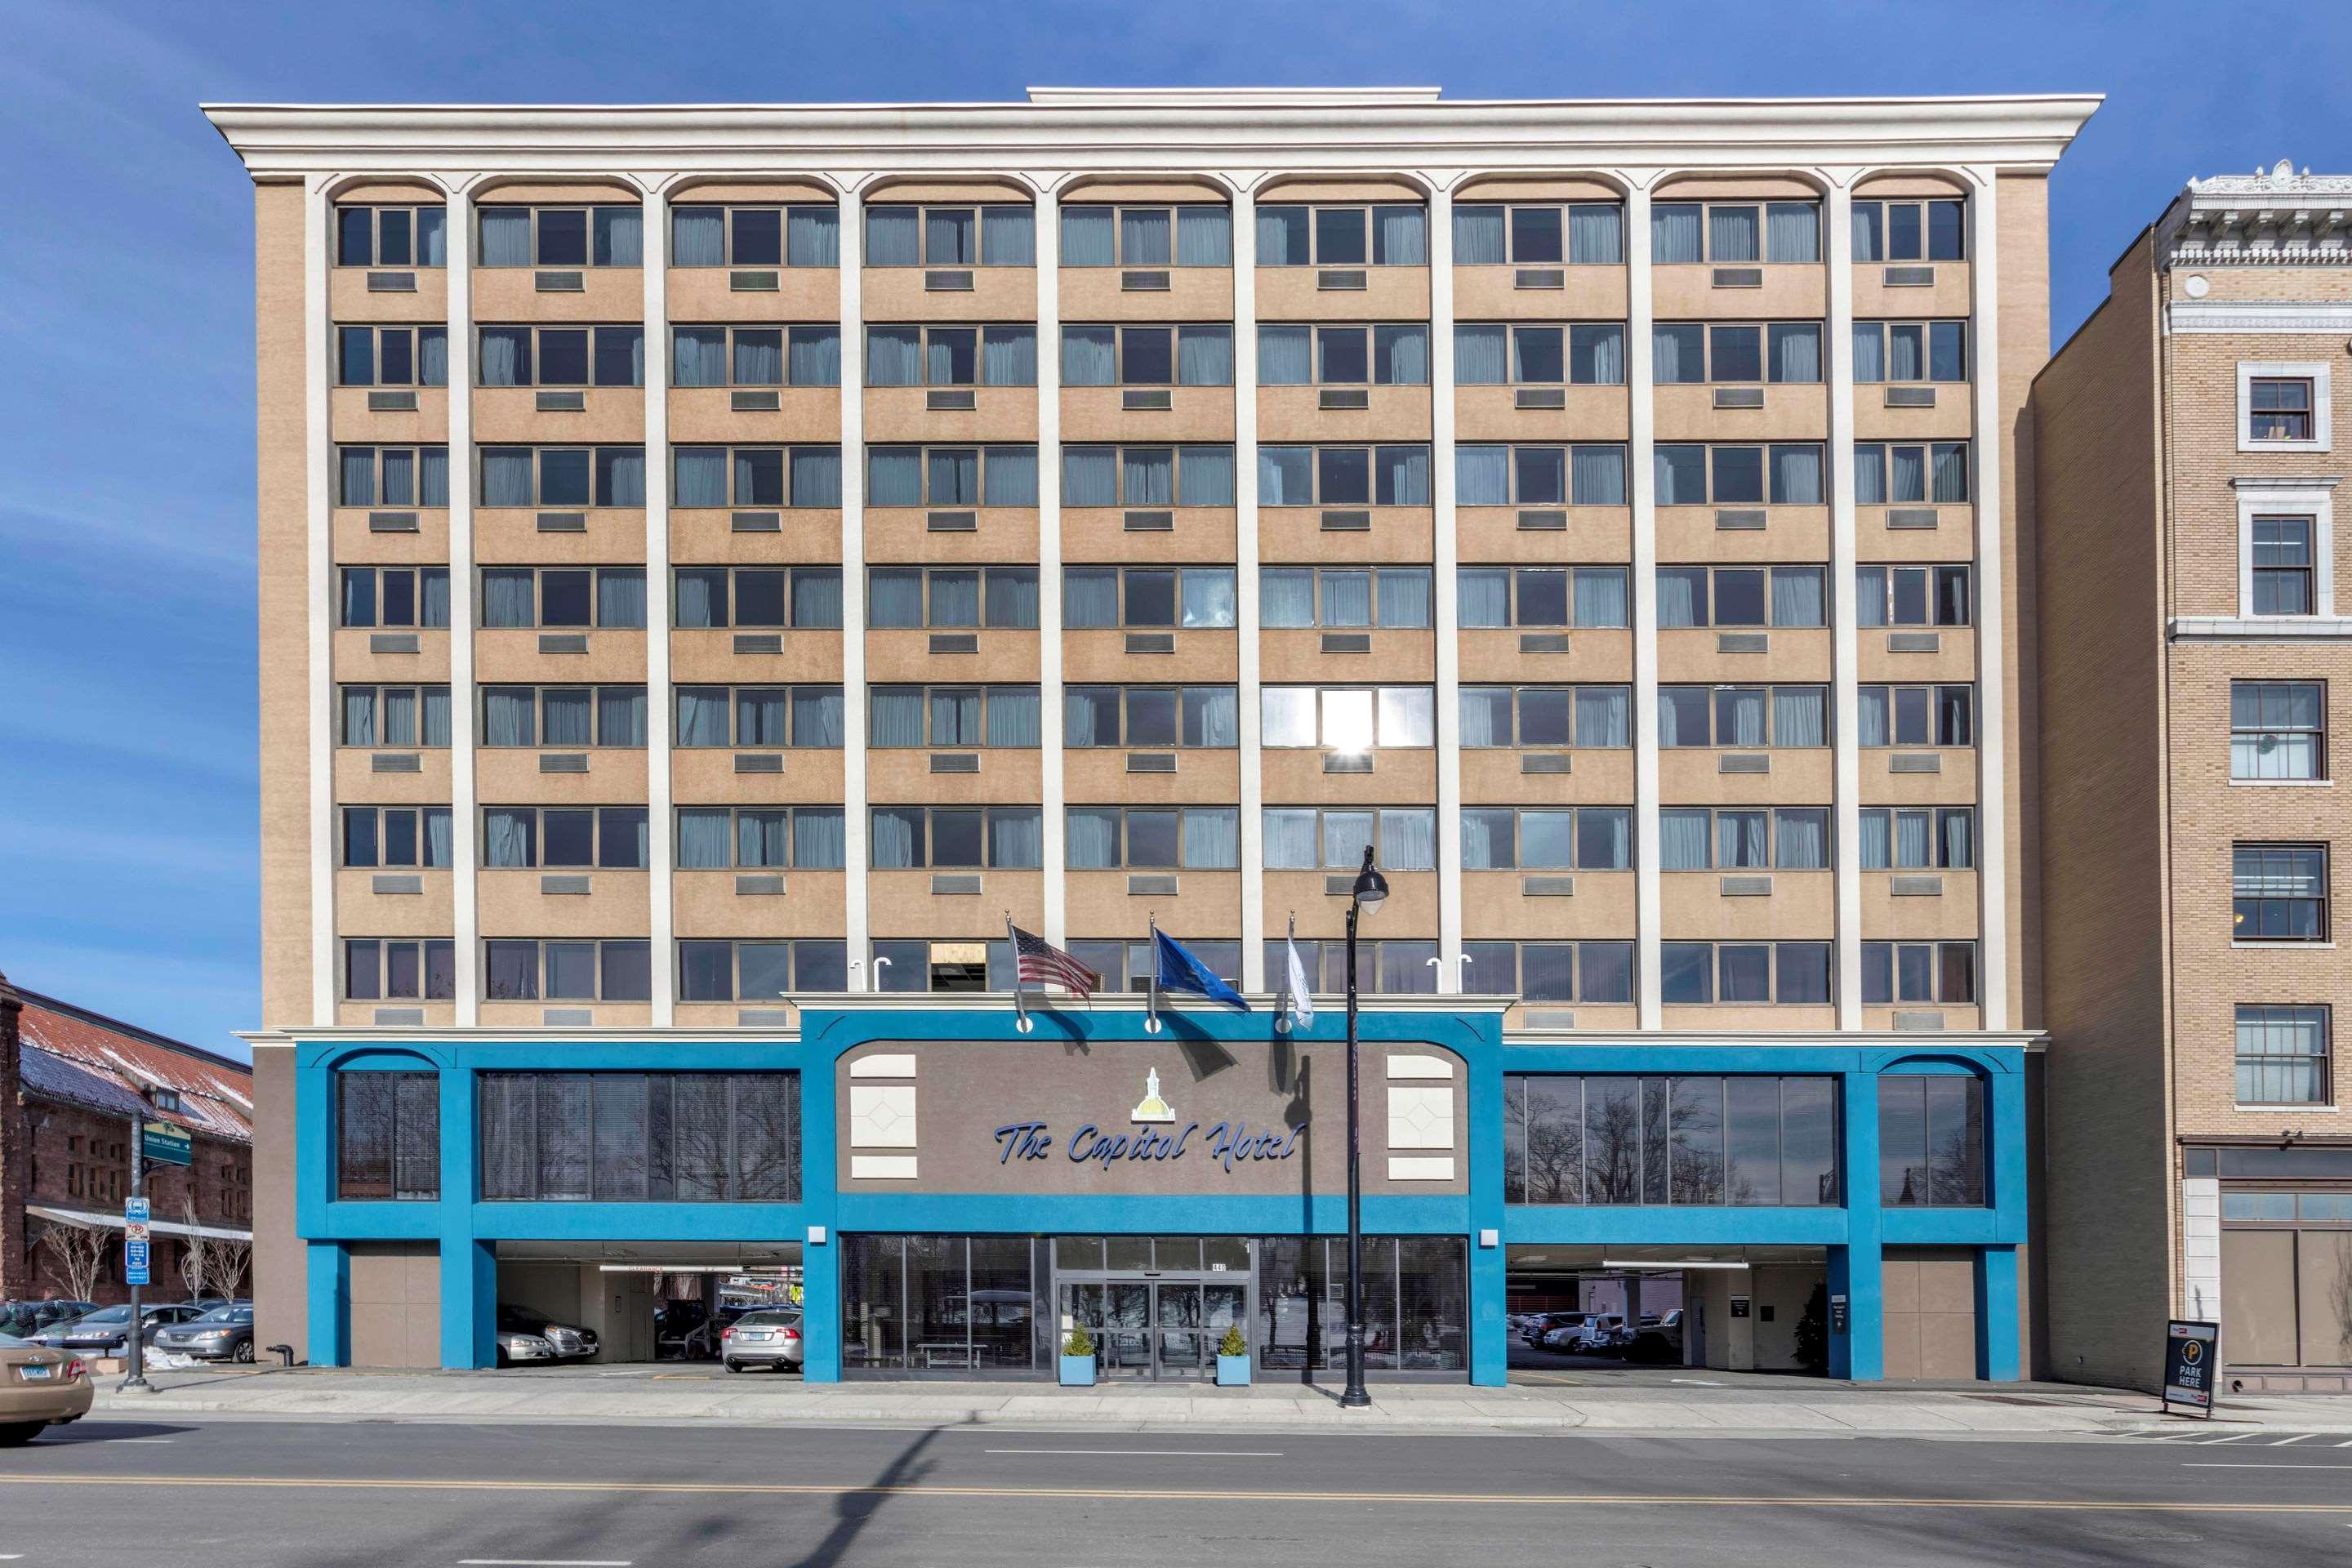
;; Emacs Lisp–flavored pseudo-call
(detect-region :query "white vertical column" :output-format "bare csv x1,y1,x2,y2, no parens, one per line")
305,176,336,1026
1428,179,1463,994
1233,181,1265,993
1036,180,1067,947
1625,180,1662,1029
839,180,873,987
447,180,480,1027
1825,176,1863,1030
642,179,675,1026
1967,171,2009,1031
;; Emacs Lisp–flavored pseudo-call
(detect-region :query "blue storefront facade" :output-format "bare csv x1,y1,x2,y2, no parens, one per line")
292,998,2031,1383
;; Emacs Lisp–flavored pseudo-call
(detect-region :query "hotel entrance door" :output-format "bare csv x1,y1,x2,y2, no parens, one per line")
1059,1278,1249,1380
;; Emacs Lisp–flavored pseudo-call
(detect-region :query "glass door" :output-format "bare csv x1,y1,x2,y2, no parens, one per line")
1153,1282,1204,1378
1101,1281,1152,1378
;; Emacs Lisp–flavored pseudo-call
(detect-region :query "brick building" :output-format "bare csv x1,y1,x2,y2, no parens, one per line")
1,973,256,1307
2038,160,2352,1393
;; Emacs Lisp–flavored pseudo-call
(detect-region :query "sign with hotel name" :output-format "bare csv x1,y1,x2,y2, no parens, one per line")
994,1067,1304,1174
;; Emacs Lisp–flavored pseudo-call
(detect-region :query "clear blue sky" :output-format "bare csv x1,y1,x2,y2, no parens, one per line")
3,0,2349,1058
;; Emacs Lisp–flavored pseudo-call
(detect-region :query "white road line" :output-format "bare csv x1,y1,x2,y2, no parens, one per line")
112,1437,173,1444
2181,1462,2352,1470
2270,1433,2316,1445
983,1449,1283,1458
2202,1432,2260,1443
457,1560,632,1566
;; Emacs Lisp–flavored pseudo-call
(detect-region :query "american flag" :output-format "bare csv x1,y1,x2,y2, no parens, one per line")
1010,924,1096,998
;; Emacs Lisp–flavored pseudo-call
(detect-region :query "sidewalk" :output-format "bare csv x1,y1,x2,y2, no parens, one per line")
87,1365,2350,1437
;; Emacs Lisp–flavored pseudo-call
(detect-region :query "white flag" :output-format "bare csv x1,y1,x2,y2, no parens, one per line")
1285,933,1316,1029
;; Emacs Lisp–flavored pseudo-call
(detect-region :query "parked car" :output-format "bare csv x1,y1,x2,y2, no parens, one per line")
152,1303,257,1363
0,1330,92,1446
494,1303,599,1362
719,1309,804,1374
32,1303,207,1356
0,1301,97,1339
1535,1312,1599,1350
1627,1310,1686,1365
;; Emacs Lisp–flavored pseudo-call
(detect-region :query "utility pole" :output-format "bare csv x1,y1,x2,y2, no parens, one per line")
119,1114,150,1393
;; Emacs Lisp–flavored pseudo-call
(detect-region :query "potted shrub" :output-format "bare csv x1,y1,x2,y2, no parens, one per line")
1059,1324,1098,1387
1214,1323,1251,1387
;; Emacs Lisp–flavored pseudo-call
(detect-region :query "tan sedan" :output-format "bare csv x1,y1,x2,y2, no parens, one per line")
1,1332,93,1445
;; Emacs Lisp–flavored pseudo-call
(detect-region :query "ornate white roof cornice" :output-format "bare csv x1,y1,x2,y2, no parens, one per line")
2161,158,2352,267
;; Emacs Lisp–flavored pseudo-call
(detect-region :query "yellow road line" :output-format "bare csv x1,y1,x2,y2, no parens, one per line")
0,1473,2346,1515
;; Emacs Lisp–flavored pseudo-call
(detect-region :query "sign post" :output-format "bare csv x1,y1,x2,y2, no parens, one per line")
2162,1319,2220,1418
120,1131,151,1393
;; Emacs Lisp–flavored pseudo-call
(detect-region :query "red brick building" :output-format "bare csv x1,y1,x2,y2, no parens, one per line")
2,973,255,1307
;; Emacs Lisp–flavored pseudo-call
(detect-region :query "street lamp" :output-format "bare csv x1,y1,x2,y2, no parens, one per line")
1341,844,1387,1410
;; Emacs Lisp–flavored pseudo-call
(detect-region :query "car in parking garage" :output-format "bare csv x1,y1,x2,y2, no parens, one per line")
719,1309,804,1373
494,1303,599,1362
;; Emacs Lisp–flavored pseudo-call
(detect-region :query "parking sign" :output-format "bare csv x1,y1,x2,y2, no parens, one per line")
2163,1320,2219,1414
126,1238,151,1286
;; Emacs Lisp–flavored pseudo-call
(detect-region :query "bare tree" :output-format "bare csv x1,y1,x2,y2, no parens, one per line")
37,1219,114,1303
212,1236,253,1299
178,1196,217,1302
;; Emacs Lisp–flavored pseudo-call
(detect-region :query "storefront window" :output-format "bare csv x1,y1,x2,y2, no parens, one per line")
1255,1236,1466,1373
842,1234,1046,1374
1878,1074,1986,1205
335,1071,440,1200
475,1072,799,1201
1502,1076,1842,1205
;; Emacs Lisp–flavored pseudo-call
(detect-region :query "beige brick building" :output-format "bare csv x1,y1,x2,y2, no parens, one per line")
2038,160,2352,1393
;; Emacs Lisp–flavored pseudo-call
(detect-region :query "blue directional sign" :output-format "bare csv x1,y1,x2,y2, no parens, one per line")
126,1239,151,1286
125,1196,150,1224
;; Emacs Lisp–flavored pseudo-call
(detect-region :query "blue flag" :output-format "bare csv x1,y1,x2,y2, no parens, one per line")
1152,929,1251,1012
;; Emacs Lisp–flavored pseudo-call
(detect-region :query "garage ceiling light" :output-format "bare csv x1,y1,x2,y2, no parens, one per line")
1599,1259,1751,1270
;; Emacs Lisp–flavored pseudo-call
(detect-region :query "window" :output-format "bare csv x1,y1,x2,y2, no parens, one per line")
1255,203,1428,266
676,939,848,997
872,938,1030,993
1257,444,1432,506
866,323,1038,387
1858,684,1973,747
1501,1075,1841,1206
1452,323,1624,386
1657,808,1831,871
337,325,448,387
1459,685,1632,748
479,1072,799,1201
866,445,1040,508
2235,1005,2331,1104
475,325,644,388
669,203,840,268
1877,1076,1985,1205
338,567,450,629
481,685,648,748
338,684,452,748
342,938,456,1001
1661,942,1833,1005
1656,685,1829,747
1261,686,1436,750
481,807,650,870
479,567,647,629
1650,200,1821,265
1851,198,1967,262
1650,322,1822,384
1062,323,1232,386
476,204,643,268
1063,685,1240,749
335,204,448,268
2231,680,2325,781
483,939,652,1002
675,807,847,871
479,446,645,508
672,685,844,748
1062,566,1234,629
671,324,841,388
1261,806,1437,871
673,566,844,629
1260,939,1441,996
1456,568,1629,629
341,806,453,869
2243,371,2321,445
2234,844,2328,941
1852,442,1971,505
1855,564,1971,627
1258,323,1430,386
1460,808,1633,871
1461,941,1634,1003
335,1072,440,1200
1452,202,1624,265
336,445,449,508
869,806,1044,870
867,685,1042,748
1860,807,1975,870
1260,568,1432,629
1655,566,1826,628
1455,443,1629,506
2250,517,2317,615
868,567,1040,629
865,203,1034,267
1060,445,1235,508
1861,941,1977,1005
670,445,841,508
1653,443,1826,506
1066,806,1241,870
1059,203,1232,267
1851,320,1967,384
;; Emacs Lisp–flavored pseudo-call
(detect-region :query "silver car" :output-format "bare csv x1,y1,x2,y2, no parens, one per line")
720,1309,804,1373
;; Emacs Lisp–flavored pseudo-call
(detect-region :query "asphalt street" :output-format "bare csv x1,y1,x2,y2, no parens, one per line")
2,1415,2349,1567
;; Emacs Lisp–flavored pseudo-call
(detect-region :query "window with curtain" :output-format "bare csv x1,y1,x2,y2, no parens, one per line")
2234,1005,2331,1104
1851,198,1967,262
1650,203,1703,265
1253,203,1424,265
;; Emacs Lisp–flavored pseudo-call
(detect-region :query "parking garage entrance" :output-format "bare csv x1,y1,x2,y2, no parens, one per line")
492,1241,803,1365
1506,1245,1829,1378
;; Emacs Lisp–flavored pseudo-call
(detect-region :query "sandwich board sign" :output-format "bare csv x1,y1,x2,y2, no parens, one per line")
2163,1320,2219,1416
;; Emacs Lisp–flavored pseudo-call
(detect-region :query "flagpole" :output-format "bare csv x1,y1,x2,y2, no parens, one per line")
1005,913,1028,1030
1146,914,1160,1034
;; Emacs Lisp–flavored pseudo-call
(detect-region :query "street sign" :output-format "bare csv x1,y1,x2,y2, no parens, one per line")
126,1239,151,1286
124,1221,151,1247
125,1196,150,1223
2163,1319,2220,1416
141,1120,193,1167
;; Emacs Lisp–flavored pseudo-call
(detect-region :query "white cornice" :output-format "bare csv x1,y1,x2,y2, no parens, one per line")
200,95,2101,179
2170,301,2352,333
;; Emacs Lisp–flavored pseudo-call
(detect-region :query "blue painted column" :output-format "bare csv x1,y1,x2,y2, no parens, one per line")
437,1064,489,1368
1976,1245,2020,1381
799,1024,841,1382
1466,1035,1508,1387
306,1241,349,1366
1830,1069,1883,1380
